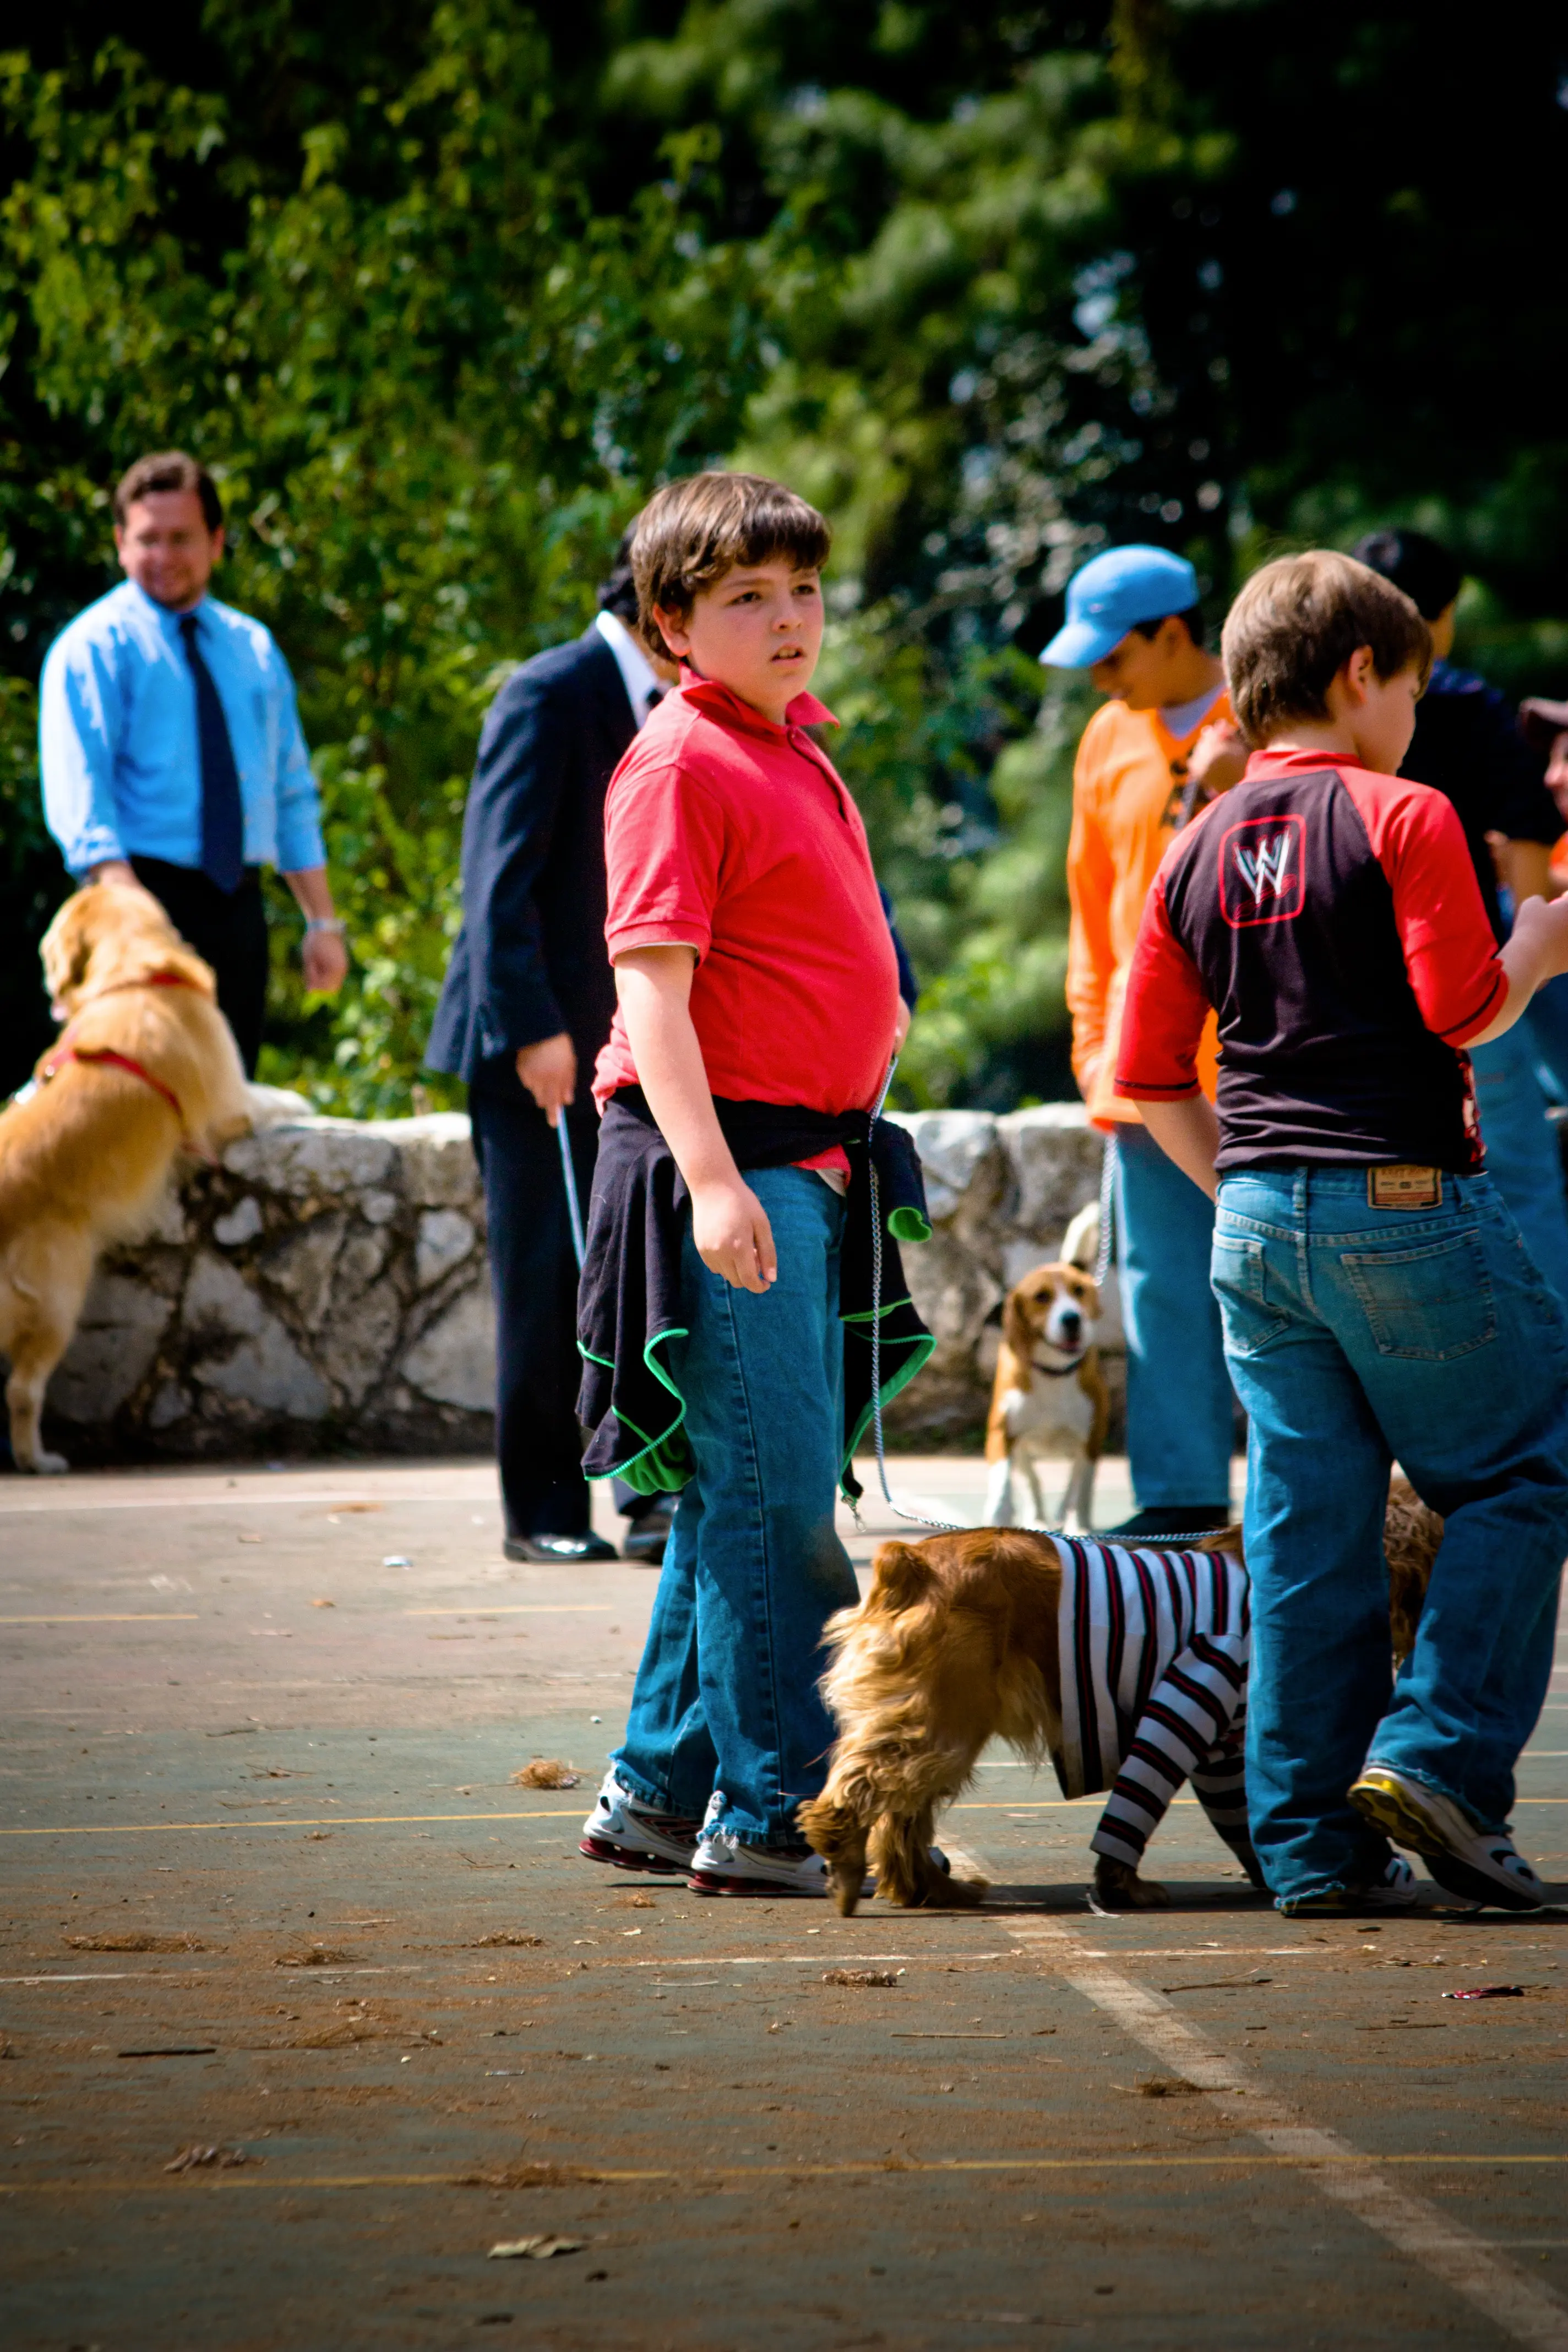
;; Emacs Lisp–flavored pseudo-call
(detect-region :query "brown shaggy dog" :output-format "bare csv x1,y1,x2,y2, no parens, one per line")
799,1485,1442,1917
0,885,252,1472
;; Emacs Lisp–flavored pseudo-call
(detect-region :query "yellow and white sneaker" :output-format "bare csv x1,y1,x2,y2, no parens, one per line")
1351,1767,1543,1912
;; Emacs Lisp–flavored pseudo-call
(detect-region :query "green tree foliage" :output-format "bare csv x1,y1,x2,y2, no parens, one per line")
0,2,767,1102
2,3,1566,1108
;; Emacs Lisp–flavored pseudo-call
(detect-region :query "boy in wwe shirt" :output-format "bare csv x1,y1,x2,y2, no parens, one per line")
1115,551,1568,1915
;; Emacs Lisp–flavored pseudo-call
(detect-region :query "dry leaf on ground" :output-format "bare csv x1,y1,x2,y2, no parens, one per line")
166,2143,258,2172
472,1931,543,1948
510,1759,580,1789
275,1946,356,1968
67,1932,206,1954
822,1968,905,1988
488,2236,587,2261
460,2163,596,2190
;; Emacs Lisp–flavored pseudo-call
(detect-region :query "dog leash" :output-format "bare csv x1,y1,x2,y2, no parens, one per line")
864,1067,1227,1551
864,1059,978,1536
557,1110,587,1272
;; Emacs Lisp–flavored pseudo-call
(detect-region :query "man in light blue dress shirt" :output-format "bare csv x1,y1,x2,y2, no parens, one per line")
39,449,346,1072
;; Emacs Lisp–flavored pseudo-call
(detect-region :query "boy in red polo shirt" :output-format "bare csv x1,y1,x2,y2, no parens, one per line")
574,473,930,1896
1115,551,1568,1915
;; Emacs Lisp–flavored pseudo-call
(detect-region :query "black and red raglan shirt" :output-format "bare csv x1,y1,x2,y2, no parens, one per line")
1114,747,1509,1172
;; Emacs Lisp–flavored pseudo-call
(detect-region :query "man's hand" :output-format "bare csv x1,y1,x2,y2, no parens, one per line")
894,997,912,1053
86,859,157,899
1185,719,1249,803
515,1031,577,1126
284,867,347,997
689,1174,777,1293
301,927,349,995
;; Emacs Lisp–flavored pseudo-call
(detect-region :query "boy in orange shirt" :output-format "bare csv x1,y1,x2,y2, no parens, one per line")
1046,546,1245,1537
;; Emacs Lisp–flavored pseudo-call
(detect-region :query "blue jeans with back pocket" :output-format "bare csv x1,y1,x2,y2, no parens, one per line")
1211,1165,1568,1904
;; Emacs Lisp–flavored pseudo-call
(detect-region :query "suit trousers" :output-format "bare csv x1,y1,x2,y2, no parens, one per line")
130,856,268,1077
469,1063,601,1540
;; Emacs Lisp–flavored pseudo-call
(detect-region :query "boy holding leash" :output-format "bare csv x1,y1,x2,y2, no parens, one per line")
1115,551,1568,1914
574,473,932,1896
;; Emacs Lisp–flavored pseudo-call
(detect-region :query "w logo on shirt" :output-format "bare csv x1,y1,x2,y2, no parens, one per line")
1219,812,1306,927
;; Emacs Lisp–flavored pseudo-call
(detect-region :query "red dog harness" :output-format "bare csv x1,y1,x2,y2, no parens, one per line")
37,972,207,1151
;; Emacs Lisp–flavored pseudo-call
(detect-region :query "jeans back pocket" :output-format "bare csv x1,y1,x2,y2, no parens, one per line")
1341,1231,1495,1362
1211,1231,1291,1355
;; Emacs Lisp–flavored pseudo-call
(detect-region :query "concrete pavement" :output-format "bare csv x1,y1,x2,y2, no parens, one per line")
1,1457,1565,2351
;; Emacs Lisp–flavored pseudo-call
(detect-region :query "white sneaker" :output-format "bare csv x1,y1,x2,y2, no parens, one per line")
1351,1767,1544,1912
578,1768,703,1874
1363,1854,1420,1908
688,1818,834,1898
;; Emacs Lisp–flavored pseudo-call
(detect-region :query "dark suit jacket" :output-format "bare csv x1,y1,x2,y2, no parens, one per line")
426,628,637,1084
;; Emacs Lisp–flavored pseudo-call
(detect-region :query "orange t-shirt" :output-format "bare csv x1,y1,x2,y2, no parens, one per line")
1065,693,1228,1130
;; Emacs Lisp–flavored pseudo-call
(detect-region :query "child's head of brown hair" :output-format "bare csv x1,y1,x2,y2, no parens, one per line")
631,472,831,661
1222,551,1432,745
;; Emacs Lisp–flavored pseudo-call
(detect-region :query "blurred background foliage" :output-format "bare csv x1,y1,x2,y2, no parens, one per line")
2,1,1566,1108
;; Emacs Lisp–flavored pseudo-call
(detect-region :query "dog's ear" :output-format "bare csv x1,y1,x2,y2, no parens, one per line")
40,892,95,1006
1001,1286,1039,1365
868,1540,935,1613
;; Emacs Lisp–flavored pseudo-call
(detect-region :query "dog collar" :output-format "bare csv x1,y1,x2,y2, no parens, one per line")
1031,1353,1086,1377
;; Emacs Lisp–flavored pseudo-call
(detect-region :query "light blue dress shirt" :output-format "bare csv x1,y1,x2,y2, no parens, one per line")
39,578,326,879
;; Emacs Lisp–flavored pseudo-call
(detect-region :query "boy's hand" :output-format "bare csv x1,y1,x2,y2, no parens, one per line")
690,1175,778,1292
1510,890,1568,982
1185,719,1249,802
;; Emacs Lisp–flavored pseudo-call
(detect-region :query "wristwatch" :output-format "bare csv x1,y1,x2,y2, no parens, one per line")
304,917,346,935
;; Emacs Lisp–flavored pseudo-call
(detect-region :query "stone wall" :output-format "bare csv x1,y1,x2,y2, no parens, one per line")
38,1098,1112,1463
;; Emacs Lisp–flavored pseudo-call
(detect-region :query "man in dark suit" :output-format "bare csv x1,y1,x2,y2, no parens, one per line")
427,546,679,1562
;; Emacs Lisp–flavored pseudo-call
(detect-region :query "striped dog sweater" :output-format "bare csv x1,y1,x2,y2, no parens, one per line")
1052,1538,1251,1871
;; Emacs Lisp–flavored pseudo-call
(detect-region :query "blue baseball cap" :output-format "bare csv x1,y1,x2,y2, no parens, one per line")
1041,545,1202,668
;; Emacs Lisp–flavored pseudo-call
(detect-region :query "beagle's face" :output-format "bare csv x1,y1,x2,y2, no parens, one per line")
1006,1262,1101,1361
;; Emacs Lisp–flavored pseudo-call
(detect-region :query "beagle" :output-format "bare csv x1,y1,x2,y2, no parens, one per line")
983,1260,1108,1533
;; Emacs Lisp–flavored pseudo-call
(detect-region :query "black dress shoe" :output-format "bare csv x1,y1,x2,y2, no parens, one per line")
621,1509,672,1567
1100,1505,1234,1542
503,1532,619,1564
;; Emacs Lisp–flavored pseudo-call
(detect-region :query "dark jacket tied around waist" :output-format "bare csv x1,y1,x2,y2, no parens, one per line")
577,1090,934,1497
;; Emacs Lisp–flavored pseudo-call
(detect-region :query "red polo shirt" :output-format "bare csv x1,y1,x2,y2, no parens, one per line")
593,673,900,1119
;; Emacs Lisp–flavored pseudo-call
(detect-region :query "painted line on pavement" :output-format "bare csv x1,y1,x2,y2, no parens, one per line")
4,1797,1566,1841
1007,1912,1568,2352
0,1614,199,1625
0,1809,589,1838
3,2153,1567,2198
403,1605,612,1618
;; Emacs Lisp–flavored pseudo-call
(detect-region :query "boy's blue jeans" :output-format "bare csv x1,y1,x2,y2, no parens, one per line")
613,1167,858,1848
1468,1029,1568,1306
1212,1166,1568,1905
1114,1124,1236,1509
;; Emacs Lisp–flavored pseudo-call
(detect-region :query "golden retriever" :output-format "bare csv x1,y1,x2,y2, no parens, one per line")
800,1487,1441,1917
0,885,251,1472
983,1260,1109,1531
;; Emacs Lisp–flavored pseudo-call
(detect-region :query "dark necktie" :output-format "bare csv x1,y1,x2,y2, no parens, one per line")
179,613,245,894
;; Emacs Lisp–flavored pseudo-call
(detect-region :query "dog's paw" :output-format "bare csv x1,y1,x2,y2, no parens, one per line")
1091,1859,1171,1912
18,1448,70,1476
932,1871,989,1911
